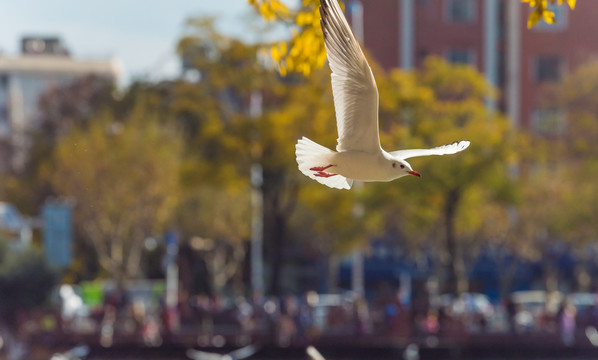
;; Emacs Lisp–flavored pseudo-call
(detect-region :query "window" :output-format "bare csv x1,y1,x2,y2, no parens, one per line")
531,108,566,135
0,106,10,138
446,0,475,23
535,56,562,82
447,48,475,66
417,48,429,64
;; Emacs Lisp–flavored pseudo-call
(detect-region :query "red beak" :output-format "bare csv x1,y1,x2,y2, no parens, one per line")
408,170,421,178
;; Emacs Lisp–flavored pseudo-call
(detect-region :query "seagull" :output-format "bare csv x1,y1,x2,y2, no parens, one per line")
186,345,259,360
295,0,470,190
306,346,326,360
50,345,89,360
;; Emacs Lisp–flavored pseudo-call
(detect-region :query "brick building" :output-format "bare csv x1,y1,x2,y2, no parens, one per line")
347,0,598,131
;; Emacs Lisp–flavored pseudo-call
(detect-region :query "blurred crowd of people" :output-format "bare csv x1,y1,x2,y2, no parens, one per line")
13,285,598,351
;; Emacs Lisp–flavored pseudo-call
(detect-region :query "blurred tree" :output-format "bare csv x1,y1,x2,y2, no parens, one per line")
37,75,117,138
1,76,116,214
536,60,598,274
248,0,576,75
175,18,519,296
176,186,250,295
51,106,182,282
363,58,516,295
505,60,598,292
0,243,57,320
0,240,57,360
174,18,344,295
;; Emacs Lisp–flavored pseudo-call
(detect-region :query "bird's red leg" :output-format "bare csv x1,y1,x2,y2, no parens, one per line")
310,164,333,172
314,171,337,178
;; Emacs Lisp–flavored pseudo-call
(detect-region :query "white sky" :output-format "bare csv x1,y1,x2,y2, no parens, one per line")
0,0,286,85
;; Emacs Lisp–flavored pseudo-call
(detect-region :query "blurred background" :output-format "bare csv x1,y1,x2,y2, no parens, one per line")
1,0,597,359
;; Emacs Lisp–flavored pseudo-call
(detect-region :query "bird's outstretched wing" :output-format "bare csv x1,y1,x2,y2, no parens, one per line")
228,345,259,360
186,345,259,360
320,0,380,153
390,141,470,160
186,349,224,360
306,346,327,360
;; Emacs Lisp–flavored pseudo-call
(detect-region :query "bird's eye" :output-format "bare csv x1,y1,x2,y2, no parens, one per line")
400,164,405,169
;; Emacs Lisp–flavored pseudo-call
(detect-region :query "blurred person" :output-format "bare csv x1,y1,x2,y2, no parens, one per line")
560,302,577,346
354,297,371,336
260,296,280,338
132,299,146,339
276,311,296,346
192,294,214,337
104,284,129,314
544,291,562,333
387,288,409,336
132,299,146,324
297,296,314,339
591,293,598,328
383,300,398,335
235,296,254,334
423,309,440,335
178,288,193,325
505,297,517,333
141,314,162,347
99,305,116,347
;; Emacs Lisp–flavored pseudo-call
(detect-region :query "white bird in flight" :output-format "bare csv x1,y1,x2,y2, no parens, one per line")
295,0,470,190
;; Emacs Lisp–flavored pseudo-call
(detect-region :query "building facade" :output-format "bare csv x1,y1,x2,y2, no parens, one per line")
350,0,598,130
0,36,120,170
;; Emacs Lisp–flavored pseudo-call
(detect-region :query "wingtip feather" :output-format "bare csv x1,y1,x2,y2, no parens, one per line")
459,140,471,151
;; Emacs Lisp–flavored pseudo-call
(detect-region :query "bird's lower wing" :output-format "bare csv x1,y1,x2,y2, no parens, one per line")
390,140,470,160
229,345,260,360
186,349,224,360
306,346,327,360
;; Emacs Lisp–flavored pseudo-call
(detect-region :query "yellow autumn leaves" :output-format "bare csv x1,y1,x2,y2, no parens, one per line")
249,0,326,76
522,0,576,28
248,0,290,21
250,0,577,76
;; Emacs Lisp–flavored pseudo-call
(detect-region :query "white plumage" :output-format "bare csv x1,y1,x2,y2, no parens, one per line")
295,0,470,189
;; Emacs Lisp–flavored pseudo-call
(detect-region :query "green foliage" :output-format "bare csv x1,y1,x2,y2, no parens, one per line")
10,13,577,294
174,185,251,244
369,58,515,238
1,76,116,215
520,60,598,248
0,243,57,313
50,104,182,281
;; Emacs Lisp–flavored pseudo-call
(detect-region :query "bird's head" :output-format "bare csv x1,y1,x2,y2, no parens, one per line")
389,157,421,179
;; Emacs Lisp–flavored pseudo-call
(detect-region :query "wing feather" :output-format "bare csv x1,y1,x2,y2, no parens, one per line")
320,0,380,153
390,141,471,160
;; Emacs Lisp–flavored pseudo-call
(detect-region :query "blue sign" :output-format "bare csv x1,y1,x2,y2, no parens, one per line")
42,202,73,267
165,231,178,255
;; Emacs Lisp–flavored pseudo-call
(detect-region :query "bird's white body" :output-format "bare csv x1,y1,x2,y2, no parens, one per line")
300,145,399,182
328,150,397,182
295,0,470,190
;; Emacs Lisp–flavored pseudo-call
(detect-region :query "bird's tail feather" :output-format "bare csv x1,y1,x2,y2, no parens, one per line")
295,137,353,190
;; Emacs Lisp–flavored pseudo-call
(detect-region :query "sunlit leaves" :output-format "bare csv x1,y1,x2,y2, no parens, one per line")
250,0,326,76
523,0,576,29
249,0,290,21
251,0,577,76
